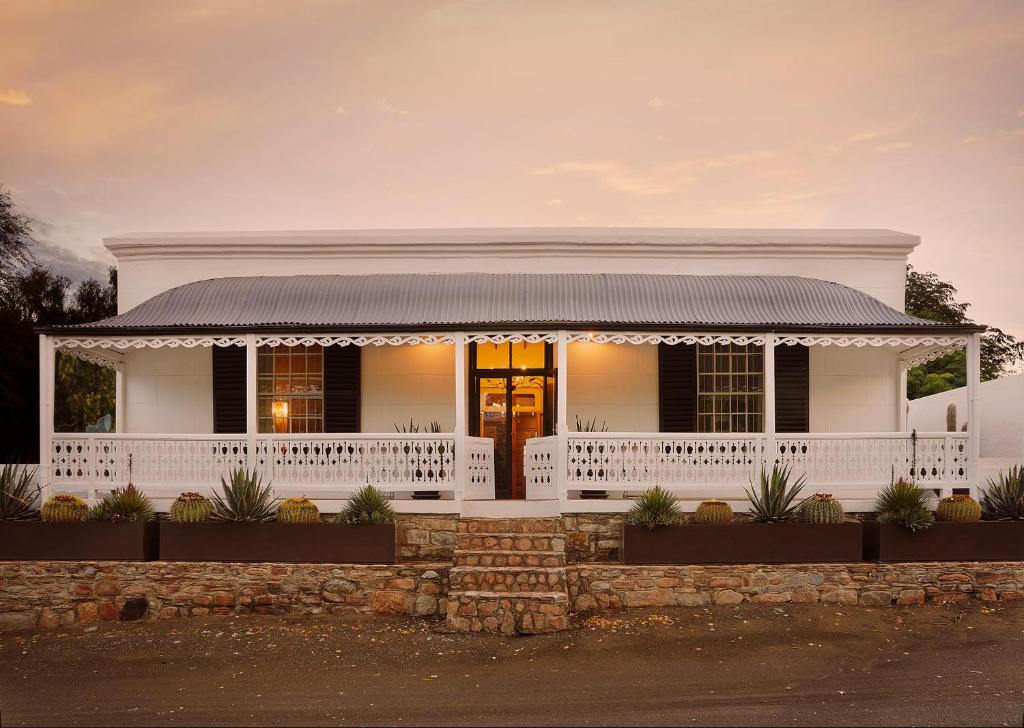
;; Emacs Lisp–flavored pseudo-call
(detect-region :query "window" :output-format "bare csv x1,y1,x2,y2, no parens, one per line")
697,343,764,433
257,344,324,433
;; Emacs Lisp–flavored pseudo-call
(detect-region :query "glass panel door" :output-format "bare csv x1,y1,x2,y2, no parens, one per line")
478,377,510,498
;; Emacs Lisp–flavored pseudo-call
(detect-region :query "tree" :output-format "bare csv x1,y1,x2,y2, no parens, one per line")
0,185,33,284
905,265,1024,399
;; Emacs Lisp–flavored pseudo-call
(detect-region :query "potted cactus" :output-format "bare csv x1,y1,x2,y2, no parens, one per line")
623,468,863,565
158,473,396,563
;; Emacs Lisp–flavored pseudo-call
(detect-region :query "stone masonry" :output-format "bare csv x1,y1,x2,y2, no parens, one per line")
396,514,458,562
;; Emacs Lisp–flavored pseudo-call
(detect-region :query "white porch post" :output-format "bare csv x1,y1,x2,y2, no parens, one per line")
763,333,777,473
115,369,125,433
38,335,54,500
966,333,982,492
556,330,568,500
897,365,908,431
245,335,258,471
453,332,467,500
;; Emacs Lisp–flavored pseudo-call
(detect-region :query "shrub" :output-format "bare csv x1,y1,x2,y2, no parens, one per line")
211,468,277,523
875,479,935,532
626,486,684,529
169,492,213,523
936,494,981,522
980,465,1024,520
278,496,321,523
799,493,845,524
0,464,38,520
89,484,155,522
40,494,89,522
692,499,733,525
745,464,806,523
337,485,396,525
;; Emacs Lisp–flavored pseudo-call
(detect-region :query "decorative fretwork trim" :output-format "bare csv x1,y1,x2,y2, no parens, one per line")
775,334,968,349
901,344,965,369
466,332,558,345
257,334,457,347
58,348,124,371
54,336,246,350
567,332,767,346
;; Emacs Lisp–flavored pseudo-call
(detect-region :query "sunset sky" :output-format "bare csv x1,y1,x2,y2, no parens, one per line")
1,0,1022,335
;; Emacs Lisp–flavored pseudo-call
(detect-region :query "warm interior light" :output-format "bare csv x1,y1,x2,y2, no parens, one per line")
272,400,289,419
587,332,595,340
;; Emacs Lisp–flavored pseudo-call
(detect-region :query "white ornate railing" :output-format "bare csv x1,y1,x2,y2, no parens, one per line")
524,435,558,500
463,436,497,500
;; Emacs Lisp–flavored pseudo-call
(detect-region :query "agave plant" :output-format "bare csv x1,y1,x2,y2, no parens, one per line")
337,485,396,525
0,464,39,520
745,464,806,523
626,486,684,529
980,465,1024,520
89,483,155,522
875,479,935,532
574,415,608,433
210,468,277,522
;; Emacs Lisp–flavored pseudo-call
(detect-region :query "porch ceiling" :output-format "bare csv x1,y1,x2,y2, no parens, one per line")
44,273,982,335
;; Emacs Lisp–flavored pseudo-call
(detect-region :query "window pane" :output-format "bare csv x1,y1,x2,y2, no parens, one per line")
511,342,546,369
476,343,510,369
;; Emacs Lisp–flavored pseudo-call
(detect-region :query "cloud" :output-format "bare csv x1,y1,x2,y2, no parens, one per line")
532,160,684,195
874,141,912,152
716,190,832,220
0,88,33,106
697,150,776,168
545,198,563,206
960,135,983,144
335,104,347,115
848,128,892,142
647,97,663,108
378,98,409,115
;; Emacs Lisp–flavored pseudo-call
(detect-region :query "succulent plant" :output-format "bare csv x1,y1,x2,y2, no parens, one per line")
89,483,155,522
278,496,321,523
745,464,806,523
211,468,277,522
876,479,935,532
980,466,1024,520
40,494,89,522
936,494,981,522
169,492,213,523
799,493,845,524
626,486,684,529
692,499,733,525
337,485,396,525
0,464,39,520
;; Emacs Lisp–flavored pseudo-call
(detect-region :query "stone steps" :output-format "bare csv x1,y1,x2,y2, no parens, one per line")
449,566,567,593
454,532,565,552
454,550,567,567
446,590,569,634
457,517,562,534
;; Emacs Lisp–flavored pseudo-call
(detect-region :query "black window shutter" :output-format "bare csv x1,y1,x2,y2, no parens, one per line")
324,345,361,432
658,343,697,432
775,344,809,433
212,346,246,434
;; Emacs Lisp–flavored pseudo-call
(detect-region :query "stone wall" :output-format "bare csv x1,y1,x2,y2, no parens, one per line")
396,514,458,562
562,514,623,563
568,562,1024,611
0,561,449,631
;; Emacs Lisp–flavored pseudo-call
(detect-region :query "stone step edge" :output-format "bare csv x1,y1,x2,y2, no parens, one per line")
453,550,566,557
450,565,567,574
449,590,569,601
456,532,564,539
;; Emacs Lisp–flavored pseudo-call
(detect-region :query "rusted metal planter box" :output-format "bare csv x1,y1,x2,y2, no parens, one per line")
864,521,1024,562
0,521,157,561
158,522,397,563
623,522,864,565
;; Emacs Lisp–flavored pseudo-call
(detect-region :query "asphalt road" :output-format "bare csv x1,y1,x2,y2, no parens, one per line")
1,601,1023,727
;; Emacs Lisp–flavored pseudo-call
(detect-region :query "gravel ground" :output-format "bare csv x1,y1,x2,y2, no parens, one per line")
1,601,1023,727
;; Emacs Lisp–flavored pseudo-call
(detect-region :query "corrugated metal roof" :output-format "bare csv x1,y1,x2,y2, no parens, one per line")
55,274,955,333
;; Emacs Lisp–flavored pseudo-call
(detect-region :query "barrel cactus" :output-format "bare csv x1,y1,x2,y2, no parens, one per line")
277,496,321,523
799,493,845,524
936,494,981,522
40,494,89,522
693,499,733,525
169,492,213,523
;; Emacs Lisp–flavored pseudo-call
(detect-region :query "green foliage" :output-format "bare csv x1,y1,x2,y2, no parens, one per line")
875,479,935,532
394,419,442,433
338,485,396,525
936,494,981,522
0,464,38,520
574,415,608,433
40,494,89,522
799,493,845,524
278,496,321,523
745,464,806,523
692,499,733,525
89,483,155,522
626,486,684,529
980,465,1024,520
0,184,33,283
169,492,213,523
210,468,277,522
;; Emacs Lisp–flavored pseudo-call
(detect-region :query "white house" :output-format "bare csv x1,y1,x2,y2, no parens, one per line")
38,228,984,514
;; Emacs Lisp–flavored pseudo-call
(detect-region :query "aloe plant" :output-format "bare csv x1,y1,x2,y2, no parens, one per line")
980,465,1024,520
337,485,395,525
626,486,684,528
210,468,277,522
745,464,806,523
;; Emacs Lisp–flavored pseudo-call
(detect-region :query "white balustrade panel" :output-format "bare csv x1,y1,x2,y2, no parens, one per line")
463,436,496,500
524,435,558,500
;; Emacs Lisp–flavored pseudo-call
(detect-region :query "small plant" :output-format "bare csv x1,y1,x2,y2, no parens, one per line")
799,493,845,524
169,492,213,523
394,419,442,433
980,465,1024,520
936,494,981,522
89,483,155,522
40,494,89,522
875,479,935,532
692,499,733,525
278,496,321,523
745,464,806,523
338,485,396,525
211,468,277,522
626,486,684,529
574,415,608,433
0,464,39,520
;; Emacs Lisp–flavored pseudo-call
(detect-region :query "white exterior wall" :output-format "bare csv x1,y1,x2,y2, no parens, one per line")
909,373,1024,459
809,346,900,432
566,342,659,432
360,344,456,433
123,348,213,433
